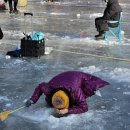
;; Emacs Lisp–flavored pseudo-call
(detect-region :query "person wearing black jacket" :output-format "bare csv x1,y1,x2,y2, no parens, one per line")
0,28,3,39
95,0,122,40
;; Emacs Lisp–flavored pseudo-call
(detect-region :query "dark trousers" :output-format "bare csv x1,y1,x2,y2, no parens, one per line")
8,0,18,11
95,17,109,33
95,17,119,33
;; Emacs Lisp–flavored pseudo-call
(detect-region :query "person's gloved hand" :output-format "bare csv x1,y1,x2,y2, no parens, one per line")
25,99,33,107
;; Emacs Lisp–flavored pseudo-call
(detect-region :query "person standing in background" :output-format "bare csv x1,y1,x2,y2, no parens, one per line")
7,0,18,13
0,27,3,39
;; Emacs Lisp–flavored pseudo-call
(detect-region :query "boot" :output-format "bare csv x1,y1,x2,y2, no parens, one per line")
8,0,13,13
9,4,13,13
95,32,105,40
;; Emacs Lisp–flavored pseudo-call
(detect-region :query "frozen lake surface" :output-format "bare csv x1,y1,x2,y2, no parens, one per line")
0,0,130,130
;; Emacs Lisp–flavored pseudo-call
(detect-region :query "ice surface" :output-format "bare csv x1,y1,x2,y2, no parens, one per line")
80,66,130,83
0,0,130,130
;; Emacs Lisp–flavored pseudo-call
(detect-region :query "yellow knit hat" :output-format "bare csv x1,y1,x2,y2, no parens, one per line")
52,90,69,109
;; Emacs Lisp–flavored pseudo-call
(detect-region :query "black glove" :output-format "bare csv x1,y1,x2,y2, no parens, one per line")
25,99,33,107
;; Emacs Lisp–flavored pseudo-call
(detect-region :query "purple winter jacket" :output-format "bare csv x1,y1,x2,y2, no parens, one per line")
30,71,109,114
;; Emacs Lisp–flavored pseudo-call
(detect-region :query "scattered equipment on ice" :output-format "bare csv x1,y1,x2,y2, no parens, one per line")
21,13,45,57
0,106,25,121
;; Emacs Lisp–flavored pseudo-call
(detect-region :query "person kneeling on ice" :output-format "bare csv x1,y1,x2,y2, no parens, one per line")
95,0,122,40
25,71,109,115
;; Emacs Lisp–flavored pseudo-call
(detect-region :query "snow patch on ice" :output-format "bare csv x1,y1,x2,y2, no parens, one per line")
80,66,130,83
5,103,12,107
89,13,102,18
0,96,10,101
4,30,24,39
80,66,101,73
101,106,105,109
3,59,24,69
23,99,27,103
109,68,130,82
50,12,68,15
123,92,130,95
